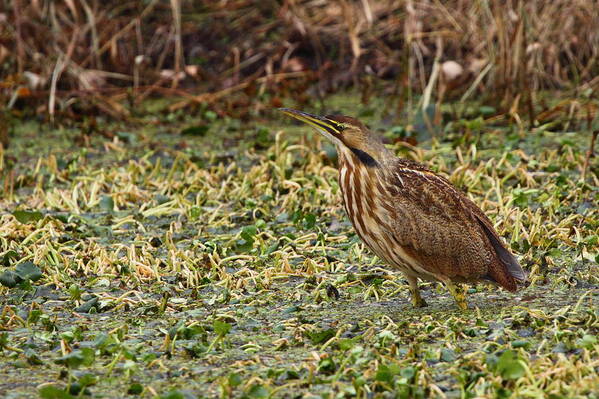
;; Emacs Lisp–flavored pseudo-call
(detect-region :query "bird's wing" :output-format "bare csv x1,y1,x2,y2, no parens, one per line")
385,160,524,286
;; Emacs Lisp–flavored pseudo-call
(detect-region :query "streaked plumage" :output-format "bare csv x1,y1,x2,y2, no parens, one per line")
280,108,526,309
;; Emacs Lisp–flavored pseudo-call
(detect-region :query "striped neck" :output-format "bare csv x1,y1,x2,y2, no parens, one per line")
338,146,381,169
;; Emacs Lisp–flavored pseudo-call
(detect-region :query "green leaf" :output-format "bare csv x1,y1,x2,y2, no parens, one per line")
511,340,531,349
496,350,526,380
115,131,137,144
318,358,336,374
67,382,86,396
576,334,597,349
158,391,185,399
263,241,279,256
478,106,496,116
0,270,20,288
68,284,82,300
2,250,19,266
375,363,401,384
307,328,336,345
12,210,43,224
255,127,272,148
228,372,242,387
303,213,316,229
440,348,457,362
75,297,99,313
204,110,217,122
0,333,8,349
189,206,201,220
213,320,231,337
77,373,97,387
291,210,303,224
38,385,75,399
99,195,114,212
246,384,269,399
181,125,209,136
24,347,43,365
337,337,358,351
240,225,258,241
400,366,416,380
127,383,144,395
55,348,95,369
15,261,42,282
27,309,43,324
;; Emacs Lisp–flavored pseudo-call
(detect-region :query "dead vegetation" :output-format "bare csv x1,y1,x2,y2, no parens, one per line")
2,0,599,121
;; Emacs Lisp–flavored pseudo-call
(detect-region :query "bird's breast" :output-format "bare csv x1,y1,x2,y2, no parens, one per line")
337,157,434,279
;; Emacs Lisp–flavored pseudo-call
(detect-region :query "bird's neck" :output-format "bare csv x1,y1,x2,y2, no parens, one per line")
337,143,392,170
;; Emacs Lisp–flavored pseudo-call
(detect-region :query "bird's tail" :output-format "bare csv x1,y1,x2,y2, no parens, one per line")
476,216,527,292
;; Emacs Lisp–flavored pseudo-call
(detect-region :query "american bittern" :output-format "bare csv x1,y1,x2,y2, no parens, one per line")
280,108,526,310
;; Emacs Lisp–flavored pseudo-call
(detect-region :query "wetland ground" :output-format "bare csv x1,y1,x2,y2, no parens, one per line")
0,94,597,398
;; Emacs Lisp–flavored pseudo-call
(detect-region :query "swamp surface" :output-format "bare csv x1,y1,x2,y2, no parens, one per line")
0,94,597,398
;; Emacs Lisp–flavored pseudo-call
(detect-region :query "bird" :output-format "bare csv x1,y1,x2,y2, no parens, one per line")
279,108,527,310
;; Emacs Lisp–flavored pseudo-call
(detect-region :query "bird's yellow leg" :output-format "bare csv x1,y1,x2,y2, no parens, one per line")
405,275,427,308
445,281,468,310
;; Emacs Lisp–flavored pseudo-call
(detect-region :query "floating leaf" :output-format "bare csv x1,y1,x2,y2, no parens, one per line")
75,297,99,313
337,337,358,351
325,283,340,300
255,127,272,148
303,213,316,229
12,210,43,224
496,350,526,380
15,261,42,282
24,347,43,365
228,372,242,387
375,363,401,384
2,250,19,266
189,206,201,220
203,110,217,122
576,334,597,349
55,348,95,369
263,241,280,256
479,106,496,116
400,366,416,380
0,270,20,288
99,195,114,212
213,320,231,337
127,383,143,395
440,348,457,362
511,340,531,349
240,225,258,241
246,384,269,399
318,358,336,374
307,328,335,344
77,373,97,387
181,125,209,136
38,385,75,399
237,225,258,253
115,131,137,143
158,390,197,399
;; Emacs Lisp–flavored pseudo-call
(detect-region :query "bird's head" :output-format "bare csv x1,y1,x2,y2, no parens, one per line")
279,108,388,166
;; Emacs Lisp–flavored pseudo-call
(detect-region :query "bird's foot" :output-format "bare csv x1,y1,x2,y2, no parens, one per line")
445,281,468,310
411,294,428,308
405,276,427,308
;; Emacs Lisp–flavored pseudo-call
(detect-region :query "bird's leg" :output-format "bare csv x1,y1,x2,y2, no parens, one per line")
444,281,468,310
405,275,427,308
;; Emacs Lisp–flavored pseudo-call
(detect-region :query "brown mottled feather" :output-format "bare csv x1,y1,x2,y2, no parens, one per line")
384,158,521,291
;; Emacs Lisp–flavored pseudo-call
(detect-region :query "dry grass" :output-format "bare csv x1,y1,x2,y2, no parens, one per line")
1,0,599,120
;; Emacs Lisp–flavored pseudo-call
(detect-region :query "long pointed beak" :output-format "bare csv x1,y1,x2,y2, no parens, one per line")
278,108,343,137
